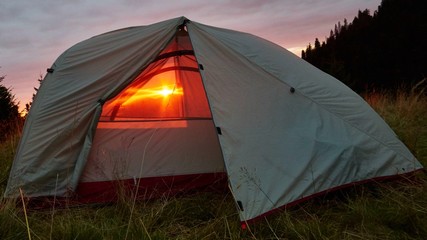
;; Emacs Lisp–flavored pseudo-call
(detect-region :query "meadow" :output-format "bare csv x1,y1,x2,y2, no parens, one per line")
1,87,426,239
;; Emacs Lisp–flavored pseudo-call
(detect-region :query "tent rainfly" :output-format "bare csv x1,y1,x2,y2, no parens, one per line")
5,17,423,223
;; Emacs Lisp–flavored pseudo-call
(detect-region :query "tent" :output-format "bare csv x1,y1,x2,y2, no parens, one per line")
5,17,423,223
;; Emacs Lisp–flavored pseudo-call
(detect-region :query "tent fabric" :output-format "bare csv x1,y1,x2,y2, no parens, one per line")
79,26,225,195
81,120,224,182
186,22,421,220
5,17,423,223
99,29,211,120
5,17,187,197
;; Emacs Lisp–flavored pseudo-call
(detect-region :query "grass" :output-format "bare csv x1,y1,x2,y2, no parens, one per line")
1,87,426,239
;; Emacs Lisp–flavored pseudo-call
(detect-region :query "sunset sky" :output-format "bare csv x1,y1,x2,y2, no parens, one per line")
0,0,381,112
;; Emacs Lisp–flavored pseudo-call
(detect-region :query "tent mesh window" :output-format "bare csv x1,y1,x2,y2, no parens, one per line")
100,30,211,121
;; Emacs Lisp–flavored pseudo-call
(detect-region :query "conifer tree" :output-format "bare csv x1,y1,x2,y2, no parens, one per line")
0,73,21,141
0,75,19,121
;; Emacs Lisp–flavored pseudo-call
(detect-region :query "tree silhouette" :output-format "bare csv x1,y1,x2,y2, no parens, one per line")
0,73,21,141
302,0,427,92
25,73,43,115
0,75,19,121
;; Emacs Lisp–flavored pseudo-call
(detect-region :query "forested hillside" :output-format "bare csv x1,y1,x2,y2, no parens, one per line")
302,0,427,92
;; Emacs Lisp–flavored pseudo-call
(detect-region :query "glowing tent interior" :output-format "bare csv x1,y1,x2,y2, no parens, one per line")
79,29,226,201
5,17,423,223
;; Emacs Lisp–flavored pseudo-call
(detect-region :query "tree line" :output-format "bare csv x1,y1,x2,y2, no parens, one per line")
0,73,22,142
302,0,427,92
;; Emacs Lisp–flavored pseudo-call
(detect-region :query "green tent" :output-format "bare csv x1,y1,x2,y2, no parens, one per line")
5,17,422,223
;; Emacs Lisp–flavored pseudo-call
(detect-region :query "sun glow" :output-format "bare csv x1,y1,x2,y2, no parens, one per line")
159,86,175,97
117,84,183,106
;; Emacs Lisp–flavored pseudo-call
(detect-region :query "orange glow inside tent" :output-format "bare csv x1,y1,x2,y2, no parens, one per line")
119,74,184,107
99,30,211,122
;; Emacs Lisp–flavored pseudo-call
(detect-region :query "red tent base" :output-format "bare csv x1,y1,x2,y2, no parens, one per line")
15,172,228,210
75,172,228,203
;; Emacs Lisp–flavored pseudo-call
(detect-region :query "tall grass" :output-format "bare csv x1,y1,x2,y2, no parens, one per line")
365,81,427,157
0,120,21,195
1,87,426,239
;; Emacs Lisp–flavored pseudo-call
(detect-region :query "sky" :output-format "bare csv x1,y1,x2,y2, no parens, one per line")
0,0,381,112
